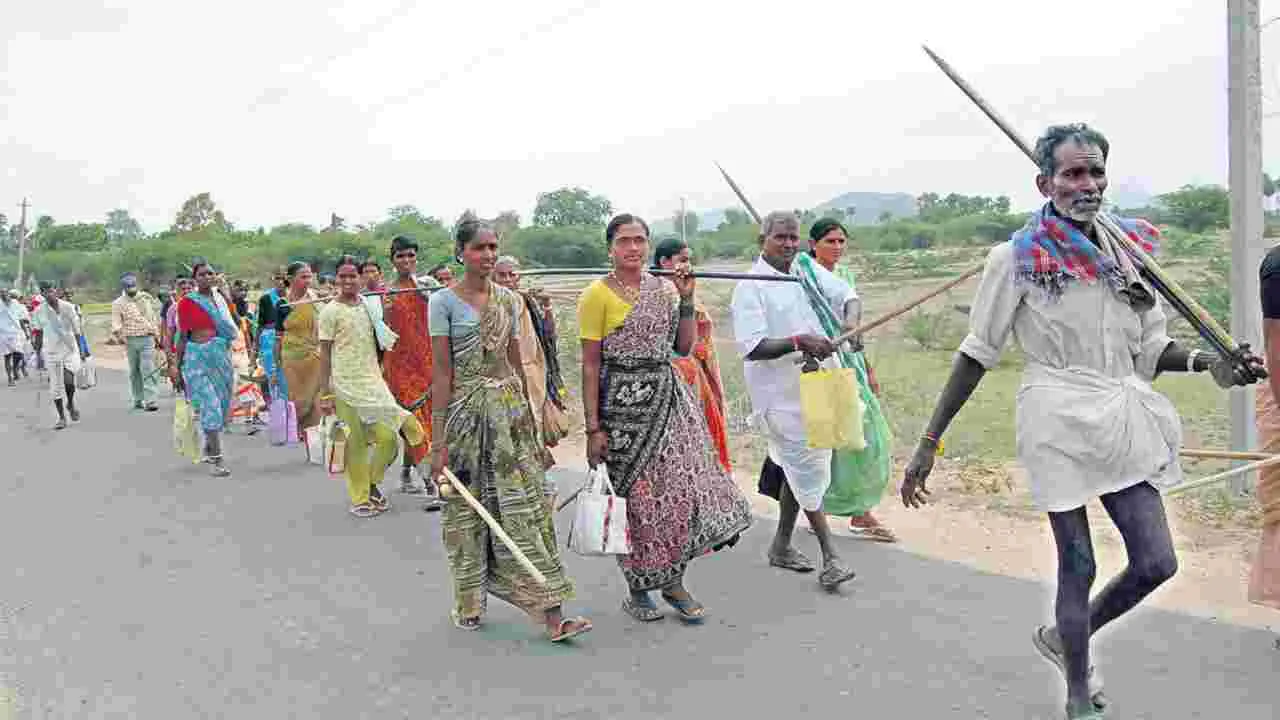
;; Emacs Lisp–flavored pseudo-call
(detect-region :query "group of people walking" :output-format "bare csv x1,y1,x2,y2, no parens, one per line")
14,121,1280,718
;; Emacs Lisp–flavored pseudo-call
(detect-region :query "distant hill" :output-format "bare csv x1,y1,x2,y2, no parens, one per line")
811,192,918,225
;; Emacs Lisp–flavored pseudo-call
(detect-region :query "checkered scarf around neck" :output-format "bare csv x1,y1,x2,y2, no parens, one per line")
1011,202,1160,311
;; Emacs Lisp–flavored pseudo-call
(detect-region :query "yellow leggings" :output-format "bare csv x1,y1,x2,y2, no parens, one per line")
334,398,426,506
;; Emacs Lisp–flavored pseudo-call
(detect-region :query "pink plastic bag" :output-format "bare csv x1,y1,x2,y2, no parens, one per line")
269,397,298,446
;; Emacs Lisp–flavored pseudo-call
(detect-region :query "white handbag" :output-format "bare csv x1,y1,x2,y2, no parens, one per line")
567,465,631,556
75,358,97,389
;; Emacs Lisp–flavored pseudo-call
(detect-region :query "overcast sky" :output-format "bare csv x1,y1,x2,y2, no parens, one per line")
3,0,1280,231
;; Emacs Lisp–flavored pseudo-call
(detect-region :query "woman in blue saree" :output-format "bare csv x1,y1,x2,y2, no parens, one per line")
175,259,240,477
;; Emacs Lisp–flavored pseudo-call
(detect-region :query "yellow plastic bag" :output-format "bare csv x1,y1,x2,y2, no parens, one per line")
173,399,202,463
799,367,866,450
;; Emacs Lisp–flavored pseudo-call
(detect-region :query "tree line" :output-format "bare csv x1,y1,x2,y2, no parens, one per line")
0,182,1250,298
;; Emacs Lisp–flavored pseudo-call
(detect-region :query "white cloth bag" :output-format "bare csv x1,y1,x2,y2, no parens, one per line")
75,357,97,389
568,465,631,556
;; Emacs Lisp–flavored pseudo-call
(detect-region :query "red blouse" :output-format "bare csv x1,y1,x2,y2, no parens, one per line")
176,296,216,335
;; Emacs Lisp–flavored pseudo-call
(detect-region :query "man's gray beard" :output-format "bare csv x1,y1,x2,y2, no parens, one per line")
1053,200,1100,224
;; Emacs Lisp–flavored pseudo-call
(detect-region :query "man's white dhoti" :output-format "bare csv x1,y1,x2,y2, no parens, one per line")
760,409,832,511
962,241,1184,513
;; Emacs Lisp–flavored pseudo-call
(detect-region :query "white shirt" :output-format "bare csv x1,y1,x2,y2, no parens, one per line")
730,255,856,420
32,300,83,370
0,301,24,341
960,241,1182,512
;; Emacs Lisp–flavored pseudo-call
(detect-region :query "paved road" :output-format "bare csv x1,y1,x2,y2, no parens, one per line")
2,370,1277,719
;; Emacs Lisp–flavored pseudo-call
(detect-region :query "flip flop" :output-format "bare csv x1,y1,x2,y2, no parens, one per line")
848,523,898,543
1066,706,1106,720
548,616,592,642
818,561,857,590
660,591,708,623
768,547,816,573
1033,626,1108,709
451,610,481,631
53,419,67,430
622,594,664,622
349,503,380,518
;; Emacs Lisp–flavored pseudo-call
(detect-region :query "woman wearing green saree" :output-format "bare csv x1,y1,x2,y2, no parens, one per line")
802,218,895,541
429,218,590,642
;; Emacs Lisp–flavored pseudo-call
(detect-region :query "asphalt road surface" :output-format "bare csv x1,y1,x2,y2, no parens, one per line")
2,370,1277,719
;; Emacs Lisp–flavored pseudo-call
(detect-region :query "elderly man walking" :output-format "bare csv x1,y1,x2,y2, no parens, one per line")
111,272,161,411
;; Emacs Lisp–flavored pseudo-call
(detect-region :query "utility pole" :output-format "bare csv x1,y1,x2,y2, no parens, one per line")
1228,0,1264,492
15,198,29,291
680,197,687,244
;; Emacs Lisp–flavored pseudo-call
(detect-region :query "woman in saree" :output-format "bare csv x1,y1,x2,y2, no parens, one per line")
257,269,288,401
1253,247,1280,637
801,217,896,543
579,214,752,624
652,237,732,473
276,262,325,440
430,219,590,642
174,259,239,477
317,256,428,518
164,277,195,391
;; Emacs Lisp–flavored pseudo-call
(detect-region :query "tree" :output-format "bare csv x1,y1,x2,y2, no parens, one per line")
720,208,753,228
35,222,109,251
671,210,700,238
878,210,893,224
323,213,346,233
1265,173,1277,199
493,210,521,242
172,192,230,233
1157,185,1230,233
105,209,144,244
531,187,612,227
994,195,1011,214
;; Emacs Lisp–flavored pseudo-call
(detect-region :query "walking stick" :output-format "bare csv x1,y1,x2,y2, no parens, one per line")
1180,448,1276,461
921,44,1263,384
1165,453,1280,496
825,262,984,348
439,467,547,585
520,267,799,283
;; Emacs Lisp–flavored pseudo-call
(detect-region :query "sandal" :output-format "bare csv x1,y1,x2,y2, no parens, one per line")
53,419,67,430
369,489,390,512
1034,626,1108,710
622,594,664,622
451,610,481,631
548,616,592,642
349,503,380,518
848,520,897,543
818,560,857,590
660,590,708,623
210,465,232,478
768,547,816,573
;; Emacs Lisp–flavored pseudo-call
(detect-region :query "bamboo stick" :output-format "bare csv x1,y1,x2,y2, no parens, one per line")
521,267,798,283
440,467,547,585
1165,454,1280,496
278,284,441,308
830,263,984,345
1180,448,1276,461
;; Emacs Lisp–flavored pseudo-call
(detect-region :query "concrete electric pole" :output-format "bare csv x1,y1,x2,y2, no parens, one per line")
15,198,30,290
1228,0,1264,492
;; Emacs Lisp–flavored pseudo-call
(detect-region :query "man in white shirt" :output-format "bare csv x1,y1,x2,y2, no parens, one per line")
730,211,860,591
1,289,30,386
31,282,87,429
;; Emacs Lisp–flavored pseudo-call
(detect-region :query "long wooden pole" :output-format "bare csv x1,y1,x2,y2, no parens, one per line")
828,262,984,345
520,267,799,283
441,467,547,585
921,44,1261,383
1165,453,1280,496
1180,448,1275,461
